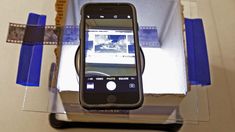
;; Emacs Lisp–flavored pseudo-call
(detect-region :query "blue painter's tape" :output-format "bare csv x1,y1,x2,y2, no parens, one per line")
16,13,46,86
185,18,211,86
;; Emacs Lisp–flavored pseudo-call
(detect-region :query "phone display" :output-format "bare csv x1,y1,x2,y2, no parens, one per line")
79,3,143,109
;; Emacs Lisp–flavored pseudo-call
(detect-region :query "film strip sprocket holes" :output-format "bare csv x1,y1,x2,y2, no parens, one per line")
6,23,160,47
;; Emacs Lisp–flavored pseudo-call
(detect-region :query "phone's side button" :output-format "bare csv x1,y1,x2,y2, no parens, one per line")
79,23,81,40
137,22,139,31
107,95,116,103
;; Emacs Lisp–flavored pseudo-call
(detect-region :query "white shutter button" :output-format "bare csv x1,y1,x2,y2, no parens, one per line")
106,81,116,91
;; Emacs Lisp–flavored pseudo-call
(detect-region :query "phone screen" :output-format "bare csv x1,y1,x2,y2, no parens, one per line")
81,4,142,106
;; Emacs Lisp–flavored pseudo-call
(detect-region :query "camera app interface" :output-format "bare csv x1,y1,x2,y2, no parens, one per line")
84,13,138,93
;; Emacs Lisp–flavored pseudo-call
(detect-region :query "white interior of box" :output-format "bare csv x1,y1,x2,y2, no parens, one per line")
57,0,188,94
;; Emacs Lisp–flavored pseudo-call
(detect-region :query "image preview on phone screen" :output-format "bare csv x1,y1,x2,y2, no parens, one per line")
84,13,139,94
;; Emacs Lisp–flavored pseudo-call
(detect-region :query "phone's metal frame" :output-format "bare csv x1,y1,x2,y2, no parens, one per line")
79,3,143,109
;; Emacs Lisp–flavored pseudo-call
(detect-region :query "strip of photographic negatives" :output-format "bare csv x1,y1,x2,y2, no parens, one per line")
7,23,79,45
6,23,159,47
138,26,160,48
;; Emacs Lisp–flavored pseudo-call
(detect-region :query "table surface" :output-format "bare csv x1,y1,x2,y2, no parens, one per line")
1,0,235,131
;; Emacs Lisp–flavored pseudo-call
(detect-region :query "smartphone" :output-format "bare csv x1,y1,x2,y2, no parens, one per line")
79,3,143,109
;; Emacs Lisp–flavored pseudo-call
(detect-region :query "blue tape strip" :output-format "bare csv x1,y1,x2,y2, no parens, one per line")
16,13,46,86
185,18,211,86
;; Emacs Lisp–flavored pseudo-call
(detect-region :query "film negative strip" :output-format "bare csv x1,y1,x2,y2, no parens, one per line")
7,23,79,45
139,26,160,48
7,23,160,47
7,23,26,44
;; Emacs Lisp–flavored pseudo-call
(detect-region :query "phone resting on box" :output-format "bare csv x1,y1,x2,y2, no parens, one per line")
79,3,143,109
